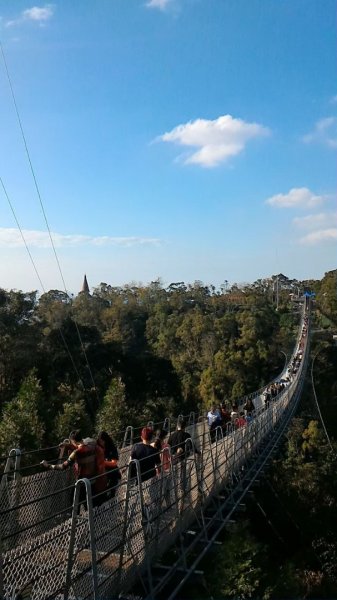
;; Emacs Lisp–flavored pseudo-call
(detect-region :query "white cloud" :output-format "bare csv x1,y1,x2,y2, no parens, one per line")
302,117,337,148
0,228,161,248
23,5,54,21
299,228,337,245
146,0,173,9
330,95,337,104
6,19,19,27
265,187,325,209
293,212,337,230
6,4,54,27
158,114,270,167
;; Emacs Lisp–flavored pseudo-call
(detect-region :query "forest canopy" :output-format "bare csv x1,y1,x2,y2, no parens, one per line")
0,269,335,455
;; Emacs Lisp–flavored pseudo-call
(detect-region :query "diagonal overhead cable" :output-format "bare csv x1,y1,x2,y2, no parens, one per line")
0,176,45,293
311,347,334,453
0,40,66,291
0,175,85,389
0,40,97,391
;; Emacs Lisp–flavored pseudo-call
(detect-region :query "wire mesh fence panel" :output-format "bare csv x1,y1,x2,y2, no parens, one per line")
215,435,228,484
65,516,97,600
119,445,133,470
200,441,217,504
144,474,178,559
1,470,75,551
2,517,73,600
119,485,147,588
93,488,125,555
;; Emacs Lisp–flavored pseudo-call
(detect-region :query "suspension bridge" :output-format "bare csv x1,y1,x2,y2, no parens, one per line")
0,300,311,600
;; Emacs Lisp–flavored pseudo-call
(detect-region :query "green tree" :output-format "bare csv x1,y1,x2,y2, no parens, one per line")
0,369,44,454
205,521,266,599
37,289,71,335
316,269,337,325
199,366,217,408
95,377,128,442
0,289,38,405
55,397,92,440
72,292,104,330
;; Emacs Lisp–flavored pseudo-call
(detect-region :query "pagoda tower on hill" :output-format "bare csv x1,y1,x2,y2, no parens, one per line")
80,274,90,295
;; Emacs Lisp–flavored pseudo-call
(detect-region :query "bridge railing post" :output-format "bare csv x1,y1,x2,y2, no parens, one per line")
0,449,22,551
163,417,170,434
0,448,21,493
183,437,198,507
205,427,217,492
118,459,159,595
223,422,235,483
213,426,224,488
123,426,134,448
64,477,98,600
188,412,196,426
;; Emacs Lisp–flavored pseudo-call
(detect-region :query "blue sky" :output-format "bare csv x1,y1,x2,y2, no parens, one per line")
0,0,336,294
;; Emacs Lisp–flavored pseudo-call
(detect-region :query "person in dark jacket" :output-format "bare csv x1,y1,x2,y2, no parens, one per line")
243,398,255,417
151,429,170,473
167,419,192,460
130,427,161,482
97,430,121,498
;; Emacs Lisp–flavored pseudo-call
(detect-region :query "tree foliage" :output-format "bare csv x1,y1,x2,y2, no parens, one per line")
0,273,322,452
95,377,127,441
0,369,44,455
202,521,267,599
55,388,92,440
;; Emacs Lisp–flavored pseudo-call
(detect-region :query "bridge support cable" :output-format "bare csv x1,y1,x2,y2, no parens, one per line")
311,348,334,453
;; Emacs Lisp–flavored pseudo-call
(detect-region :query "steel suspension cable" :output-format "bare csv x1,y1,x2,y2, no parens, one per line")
0,176,85,389
311,349,334,453
0,40,97,391
0,176,44,292
0,41,66,288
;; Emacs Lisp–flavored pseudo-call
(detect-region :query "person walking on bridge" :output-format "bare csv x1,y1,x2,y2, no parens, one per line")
129,427,162,525
41,429,106,508
129,427,161,483
167,418,196,507
207,405,222,442
97,430,121,498
167,418,192,461
243,398,255,418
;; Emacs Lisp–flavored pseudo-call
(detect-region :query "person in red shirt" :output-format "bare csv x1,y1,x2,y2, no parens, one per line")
235,412,247,428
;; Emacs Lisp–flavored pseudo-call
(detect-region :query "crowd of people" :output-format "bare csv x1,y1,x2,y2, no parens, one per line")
206,398,258,441
40,419,194,506
284,313,308,381
262,381,286,408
